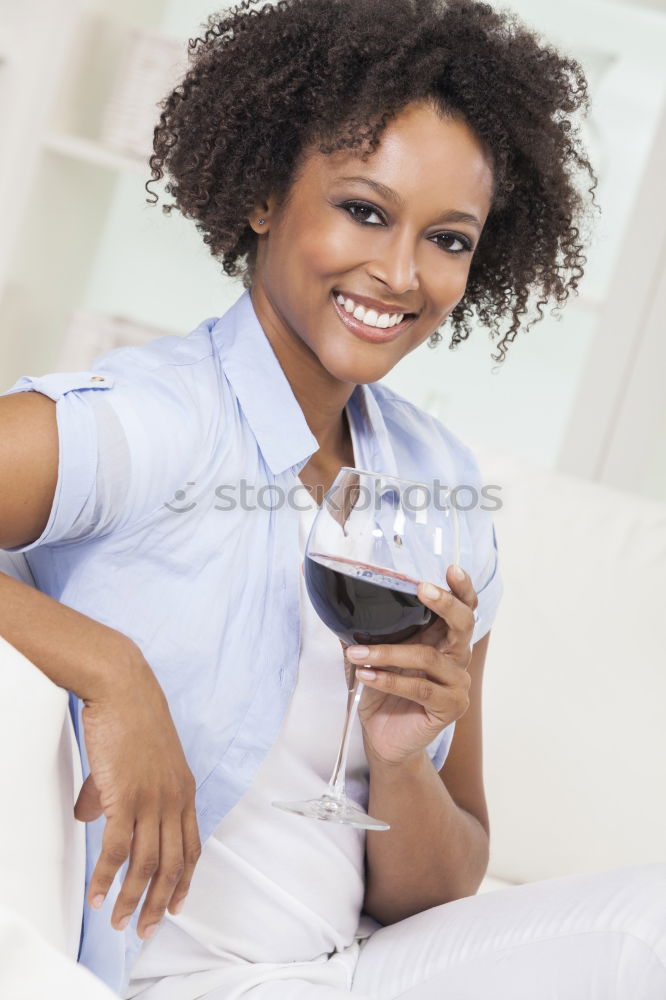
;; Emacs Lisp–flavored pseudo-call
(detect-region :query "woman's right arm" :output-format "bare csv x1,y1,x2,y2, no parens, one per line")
0,391,201,940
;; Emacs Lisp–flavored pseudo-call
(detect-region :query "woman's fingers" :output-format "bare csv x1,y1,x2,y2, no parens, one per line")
168,803,201,916
348,640,463,683
90,811,136,922
135,812,185,939
356,662,471,717
346,566,478,680
112,813,161,935
91,802,200,940
418,569,477,651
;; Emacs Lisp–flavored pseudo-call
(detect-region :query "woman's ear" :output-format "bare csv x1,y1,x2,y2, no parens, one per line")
249,196,274,234
249,214,269,234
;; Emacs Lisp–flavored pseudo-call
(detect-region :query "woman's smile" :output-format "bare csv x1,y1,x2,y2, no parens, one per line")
329,289,417,345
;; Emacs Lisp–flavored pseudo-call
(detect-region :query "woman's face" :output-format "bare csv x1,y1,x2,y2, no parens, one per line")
250,99,494,386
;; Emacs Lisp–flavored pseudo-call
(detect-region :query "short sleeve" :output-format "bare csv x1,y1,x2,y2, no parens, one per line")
1,367,195,553
459,444,504,645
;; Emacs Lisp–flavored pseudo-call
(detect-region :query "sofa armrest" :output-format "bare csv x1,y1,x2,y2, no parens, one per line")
0,635,85,958
0,903,115,997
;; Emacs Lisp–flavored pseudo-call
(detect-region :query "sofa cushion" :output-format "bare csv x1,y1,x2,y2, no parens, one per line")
472,444,666,884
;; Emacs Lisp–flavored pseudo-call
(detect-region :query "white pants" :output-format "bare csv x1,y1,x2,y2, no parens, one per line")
226,865,666,1000
10,865,663,999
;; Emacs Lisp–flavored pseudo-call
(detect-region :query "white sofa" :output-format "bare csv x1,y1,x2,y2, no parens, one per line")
0,627,115,997
1,446,665,990
473,443,666,887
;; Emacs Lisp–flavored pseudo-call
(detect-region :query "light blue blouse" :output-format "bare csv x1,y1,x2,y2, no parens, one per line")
1,289,503,994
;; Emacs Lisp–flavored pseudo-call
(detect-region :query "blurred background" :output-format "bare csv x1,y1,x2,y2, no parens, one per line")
0,0,665,503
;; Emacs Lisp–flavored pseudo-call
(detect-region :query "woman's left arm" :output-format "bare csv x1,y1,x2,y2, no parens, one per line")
363,632,490,924
346,570,492,925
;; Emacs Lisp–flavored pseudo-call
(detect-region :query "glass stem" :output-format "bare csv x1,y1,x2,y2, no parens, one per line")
327,665,365,800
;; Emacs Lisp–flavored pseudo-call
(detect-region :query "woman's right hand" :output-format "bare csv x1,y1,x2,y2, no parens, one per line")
73,636,201,941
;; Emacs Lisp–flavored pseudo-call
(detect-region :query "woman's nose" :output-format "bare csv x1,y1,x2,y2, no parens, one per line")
367,232,420,296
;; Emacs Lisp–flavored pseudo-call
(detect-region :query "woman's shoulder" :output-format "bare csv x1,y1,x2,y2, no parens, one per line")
92,317,221,394
369,380,482,484
6,319,232,548
79,317,232,440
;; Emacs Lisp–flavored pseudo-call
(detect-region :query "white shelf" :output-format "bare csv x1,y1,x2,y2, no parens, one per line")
42,132,148,176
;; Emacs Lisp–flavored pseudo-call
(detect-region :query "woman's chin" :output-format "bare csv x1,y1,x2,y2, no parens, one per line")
316,340,400,386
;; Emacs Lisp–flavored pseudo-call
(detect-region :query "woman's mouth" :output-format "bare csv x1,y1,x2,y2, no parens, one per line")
330,290,417,344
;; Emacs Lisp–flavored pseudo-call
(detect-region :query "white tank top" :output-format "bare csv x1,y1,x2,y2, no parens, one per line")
126,489,370,995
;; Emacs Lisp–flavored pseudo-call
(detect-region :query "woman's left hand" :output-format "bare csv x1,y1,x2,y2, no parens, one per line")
342,565,478,768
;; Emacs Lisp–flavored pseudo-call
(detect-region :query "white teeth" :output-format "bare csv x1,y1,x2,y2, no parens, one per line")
334,291,405,329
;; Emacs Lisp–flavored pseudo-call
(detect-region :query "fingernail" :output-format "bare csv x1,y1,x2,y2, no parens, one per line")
172,897,185,915
143,923,159,939
452,565,465,581
421,582,439,599
117,915,130,931
91,894,105,910
356,668,377,680
347,645,370,658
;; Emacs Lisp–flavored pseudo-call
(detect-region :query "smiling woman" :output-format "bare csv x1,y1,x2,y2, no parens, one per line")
240,104,495,388
148,0,597,367
1,0,665,998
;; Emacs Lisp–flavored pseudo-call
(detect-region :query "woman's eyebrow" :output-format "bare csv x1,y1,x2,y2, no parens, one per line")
338,175,482,232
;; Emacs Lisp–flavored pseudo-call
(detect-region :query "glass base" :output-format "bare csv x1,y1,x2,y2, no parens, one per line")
272,793,390,831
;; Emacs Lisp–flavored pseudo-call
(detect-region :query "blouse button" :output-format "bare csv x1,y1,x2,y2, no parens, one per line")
90,376,106,382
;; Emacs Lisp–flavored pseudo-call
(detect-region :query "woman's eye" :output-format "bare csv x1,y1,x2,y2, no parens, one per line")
341,201,384,225
339,201,474,255
433,232,474,255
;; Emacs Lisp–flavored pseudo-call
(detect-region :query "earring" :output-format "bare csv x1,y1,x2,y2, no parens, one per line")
258,219,265,225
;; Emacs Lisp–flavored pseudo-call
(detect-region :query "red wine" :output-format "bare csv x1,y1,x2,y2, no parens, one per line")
305,552,434,645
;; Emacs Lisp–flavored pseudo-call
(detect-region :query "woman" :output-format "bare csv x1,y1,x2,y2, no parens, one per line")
0,0,664,997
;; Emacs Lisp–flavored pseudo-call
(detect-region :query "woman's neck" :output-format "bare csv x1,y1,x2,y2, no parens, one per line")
250,286,355,461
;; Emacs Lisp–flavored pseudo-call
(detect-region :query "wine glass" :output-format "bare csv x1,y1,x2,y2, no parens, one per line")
272,467,460,830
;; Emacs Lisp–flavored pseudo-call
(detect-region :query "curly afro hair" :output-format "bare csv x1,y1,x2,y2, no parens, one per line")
147,0,598,364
